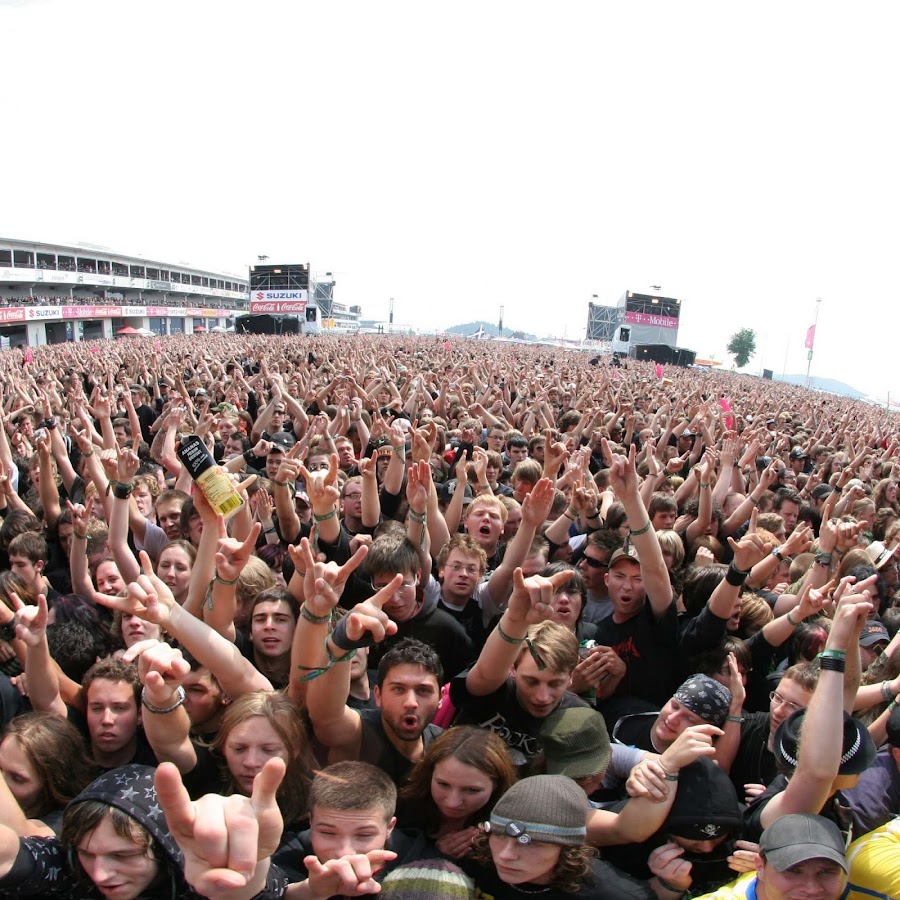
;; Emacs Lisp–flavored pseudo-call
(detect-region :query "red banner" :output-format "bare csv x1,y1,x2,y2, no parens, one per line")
250,300,308,314
0,307,25,323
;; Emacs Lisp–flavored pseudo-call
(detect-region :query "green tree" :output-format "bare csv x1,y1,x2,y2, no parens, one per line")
727,327,757,368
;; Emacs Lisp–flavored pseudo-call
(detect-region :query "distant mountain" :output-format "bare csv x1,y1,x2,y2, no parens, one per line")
774,374,865,399
445,321,540,341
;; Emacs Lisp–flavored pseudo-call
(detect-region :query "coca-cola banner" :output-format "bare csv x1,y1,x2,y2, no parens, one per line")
250,299,308,314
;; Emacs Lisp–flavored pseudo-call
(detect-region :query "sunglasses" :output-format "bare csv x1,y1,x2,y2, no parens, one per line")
581,557,609,570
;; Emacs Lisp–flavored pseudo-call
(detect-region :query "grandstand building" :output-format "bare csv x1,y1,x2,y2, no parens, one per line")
0,237,248,346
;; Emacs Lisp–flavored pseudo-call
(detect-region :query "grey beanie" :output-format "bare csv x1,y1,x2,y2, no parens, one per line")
488,775,587,847
673,674,732,727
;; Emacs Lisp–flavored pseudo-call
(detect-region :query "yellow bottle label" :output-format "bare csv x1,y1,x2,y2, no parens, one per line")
196,468,244,519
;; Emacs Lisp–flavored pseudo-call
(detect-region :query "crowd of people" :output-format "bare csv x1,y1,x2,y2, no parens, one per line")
0,331,897,900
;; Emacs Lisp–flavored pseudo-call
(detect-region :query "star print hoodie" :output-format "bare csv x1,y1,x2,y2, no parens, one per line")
0,763,289,899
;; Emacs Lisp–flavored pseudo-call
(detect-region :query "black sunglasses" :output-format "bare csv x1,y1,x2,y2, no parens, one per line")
582,557,608,569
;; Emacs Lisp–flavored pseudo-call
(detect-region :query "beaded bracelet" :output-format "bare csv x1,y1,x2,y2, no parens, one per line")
300,604,332,625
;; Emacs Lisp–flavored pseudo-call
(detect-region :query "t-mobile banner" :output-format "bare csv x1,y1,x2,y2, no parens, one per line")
624,311,679,329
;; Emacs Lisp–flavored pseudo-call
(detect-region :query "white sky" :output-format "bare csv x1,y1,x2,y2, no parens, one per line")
2,1,899,399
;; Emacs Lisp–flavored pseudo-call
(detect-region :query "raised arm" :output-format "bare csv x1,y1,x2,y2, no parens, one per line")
131,639,197,773
10,592,66,718
466,568,574,697
602,440,672,617
759,591,872,829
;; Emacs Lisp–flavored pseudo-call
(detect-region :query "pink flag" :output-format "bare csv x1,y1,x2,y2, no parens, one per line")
719,397,734,430
804,325,816,350
655,363,663,378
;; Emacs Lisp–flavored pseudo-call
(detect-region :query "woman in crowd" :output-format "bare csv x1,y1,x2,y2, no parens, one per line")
398,726,517,858
0,711,97,835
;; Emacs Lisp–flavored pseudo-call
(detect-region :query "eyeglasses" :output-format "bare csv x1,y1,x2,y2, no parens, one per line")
370,578,418,593
581,557,609,570
306,462,330,472
769,690,805,715
445,563,480,576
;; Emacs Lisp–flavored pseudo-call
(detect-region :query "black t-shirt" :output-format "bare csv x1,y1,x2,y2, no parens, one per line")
742,774,853,842
367,604,476,681
461,855,655,899
450,673,588,769
728,711,776,795
437,596,488,649
591,601,679,707
611,711,658,752
357,707,443,786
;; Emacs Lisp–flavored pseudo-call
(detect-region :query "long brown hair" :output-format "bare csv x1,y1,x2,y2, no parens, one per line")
3,712,98,818
212,691,313,825
398,726,517,834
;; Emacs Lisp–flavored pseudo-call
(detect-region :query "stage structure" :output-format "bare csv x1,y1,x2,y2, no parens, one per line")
238,263,360,335
585,301,619,342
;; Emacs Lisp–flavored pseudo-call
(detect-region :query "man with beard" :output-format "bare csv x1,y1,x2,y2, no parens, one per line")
308,638,444,787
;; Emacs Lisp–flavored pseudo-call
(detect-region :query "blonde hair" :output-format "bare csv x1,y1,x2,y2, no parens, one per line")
513,621,579,674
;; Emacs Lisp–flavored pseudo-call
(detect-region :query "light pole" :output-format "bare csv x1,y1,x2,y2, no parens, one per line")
499,305,504,337
806,297,822,388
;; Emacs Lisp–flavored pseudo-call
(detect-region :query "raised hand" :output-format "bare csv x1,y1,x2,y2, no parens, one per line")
95,551,175,627
156,758,286,896
215,515,262,583
304,849,398,899
405,459,431,514
117,446,141,482
339,576,404,645
521,476,555,529
726,509,773,571
602,440,639,498
506,567,575,626
129,639,191,707
289,537,368,619
10,592,49,648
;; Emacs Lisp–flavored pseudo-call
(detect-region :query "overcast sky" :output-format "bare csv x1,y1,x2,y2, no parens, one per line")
2,1,898,399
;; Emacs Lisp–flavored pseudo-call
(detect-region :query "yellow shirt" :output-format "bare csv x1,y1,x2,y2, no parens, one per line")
844,817,900,900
